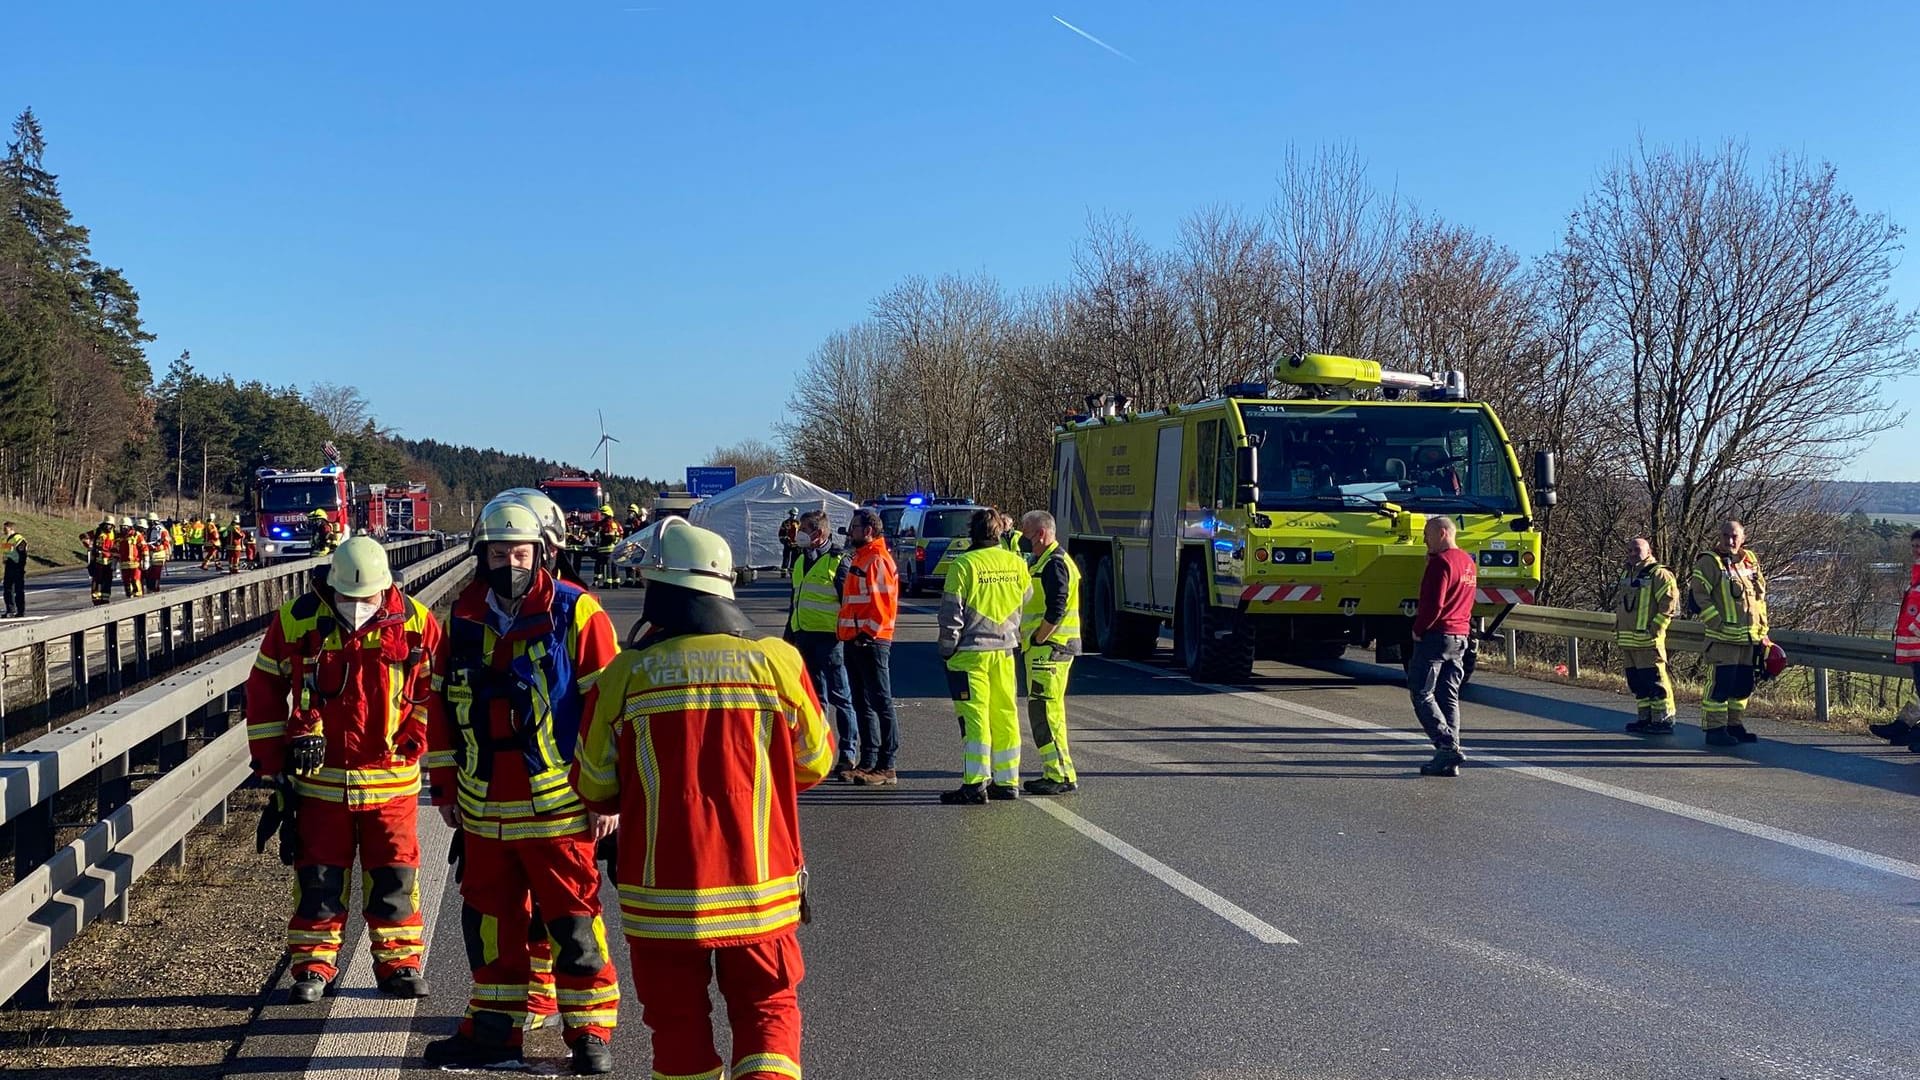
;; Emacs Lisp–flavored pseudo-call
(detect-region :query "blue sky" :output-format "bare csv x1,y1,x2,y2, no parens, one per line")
7,1,1918,481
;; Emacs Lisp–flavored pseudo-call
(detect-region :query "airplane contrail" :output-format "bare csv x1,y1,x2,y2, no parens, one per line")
1051,15,1136,62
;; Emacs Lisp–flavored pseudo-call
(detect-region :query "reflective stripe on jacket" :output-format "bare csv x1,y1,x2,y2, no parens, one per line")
572,631,832,947
1690,549,1768,645
788,548,842,634
244,587,442,807
837,538,898,641
937,545,1032,656
1612,558,1677,648
1895,567,1920,664
1020,542,1082,655
429,573,617,840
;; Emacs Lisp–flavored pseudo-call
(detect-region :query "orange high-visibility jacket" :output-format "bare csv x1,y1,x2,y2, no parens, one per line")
246,587,444,807
572,630,833,948
836,537,898,642
1896,565,1920,665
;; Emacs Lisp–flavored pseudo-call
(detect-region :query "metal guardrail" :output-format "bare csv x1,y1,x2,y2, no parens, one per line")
0,542,473,1007
1497,604,1909,721
0,537,447,730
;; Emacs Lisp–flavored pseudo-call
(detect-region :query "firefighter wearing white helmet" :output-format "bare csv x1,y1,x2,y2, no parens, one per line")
245,535,443,1004
572,524,831,1080
426,493,621,1073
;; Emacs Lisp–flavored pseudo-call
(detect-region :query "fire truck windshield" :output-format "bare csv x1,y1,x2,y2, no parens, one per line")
259,479,342,514
542,485,603,514
1238,403,1520,514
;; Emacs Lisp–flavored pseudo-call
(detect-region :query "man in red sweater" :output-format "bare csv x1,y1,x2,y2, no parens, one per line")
1409,515,1477,777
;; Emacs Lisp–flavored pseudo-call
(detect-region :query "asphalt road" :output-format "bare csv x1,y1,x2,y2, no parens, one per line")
2,561,238,621
221,579,1920,1080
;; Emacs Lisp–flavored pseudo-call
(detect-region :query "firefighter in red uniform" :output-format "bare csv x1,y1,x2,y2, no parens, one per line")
245,537,441,1002
573,524,834,1080
116,517,146,598
227,515,248,574
83,519,116,604
424,496,620,1075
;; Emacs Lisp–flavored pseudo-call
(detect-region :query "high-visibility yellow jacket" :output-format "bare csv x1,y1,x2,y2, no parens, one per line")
787,548,842,634
1612,557,1678,648
1691,549,1768,646
1020,542,1082,655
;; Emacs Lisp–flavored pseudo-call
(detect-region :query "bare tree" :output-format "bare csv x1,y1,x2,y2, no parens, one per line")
1555,142,1920,569
308,382,376,438
1268,144,1404,360
706,438,783,482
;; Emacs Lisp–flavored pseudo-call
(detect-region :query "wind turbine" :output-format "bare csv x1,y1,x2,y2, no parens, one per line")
590,411,620,476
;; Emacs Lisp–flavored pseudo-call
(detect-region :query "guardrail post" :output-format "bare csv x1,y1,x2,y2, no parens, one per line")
99,750,133,817
182,598,197,657
69,629,88,709
1504,629,1517,671
104,621,122,693
11,795,55,1007
159,605,174,664
1567,637,1581,680
132,612,151,681
1813,666,1831,725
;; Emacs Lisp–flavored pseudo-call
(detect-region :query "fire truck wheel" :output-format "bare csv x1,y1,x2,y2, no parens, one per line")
1177,559,1254,684
1091,555,1158,660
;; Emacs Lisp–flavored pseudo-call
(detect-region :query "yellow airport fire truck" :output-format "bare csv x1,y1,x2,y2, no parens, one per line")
1051,353,1555,682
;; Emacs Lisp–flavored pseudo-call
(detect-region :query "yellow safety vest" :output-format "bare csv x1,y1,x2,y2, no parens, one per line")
1020,543,1082,652
788,549,843,633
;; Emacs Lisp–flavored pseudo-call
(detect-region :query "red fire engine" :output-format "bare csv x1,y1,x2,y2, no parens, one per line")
252,465,350,562
353,482,433,539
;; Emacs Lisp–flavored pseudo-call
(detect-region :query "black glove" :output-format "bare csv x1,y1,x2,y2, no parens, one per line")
448,829,465,884
287,735,326,775
797,864,813,925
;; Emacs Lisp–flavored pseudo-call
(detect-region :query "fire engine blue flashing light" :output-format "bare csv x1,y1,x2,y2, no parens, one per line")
269,525,292,539
320,465,344,474
1212,539,1235,552
1225,382,1268,398
1314,550,1335,561
908,495,926,506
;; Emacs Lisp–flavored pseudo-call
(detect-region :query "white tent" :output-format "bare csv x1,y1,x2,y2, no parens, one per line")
688,472,858,569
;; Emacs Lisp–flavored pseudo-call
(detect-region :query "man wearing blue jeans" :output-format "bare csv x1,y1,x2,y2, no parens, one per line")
839,508,900,786
786,511,860,777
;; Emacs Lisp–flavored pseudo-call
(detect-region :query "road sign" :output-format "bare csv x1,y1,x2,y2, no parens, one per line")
686,466,739,498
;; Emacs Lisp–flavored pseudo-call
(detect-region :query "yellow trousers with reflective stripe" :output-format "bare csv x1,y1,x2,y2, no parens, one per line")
1023,647,1076,783
947,650,1018,786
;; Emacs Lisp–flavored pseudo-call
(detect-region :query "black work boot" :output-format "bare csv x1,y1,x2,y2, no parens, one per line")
1868,719,1912,743
1704,727,1739,747
377,967,429,998
987,784,1020,801
1024,777,1078,795
939,782,987,805
1728,724,1759,743
1645,714,1676,735
1625,706,1658,734
570,1033,614,1075
287,969,330,1004
423,1013,522,1069
1418,749,1463,777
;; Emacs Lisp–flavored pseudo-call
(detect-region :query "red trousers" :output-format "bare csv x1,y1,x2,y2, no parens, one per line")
120,568,142,596
458,831,618,1047
630,933,805,1080
289,796,423,981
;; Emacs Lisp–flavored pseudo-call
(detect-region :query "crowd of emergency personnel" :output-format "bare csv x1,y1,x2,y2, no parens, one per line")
227,484,1917,1076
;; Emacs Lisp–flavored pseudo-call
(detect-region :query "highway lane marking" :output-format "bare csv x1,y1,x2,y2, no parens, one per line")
1109,659,1920,884
302,804,455,1080
1025,797,1299,944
